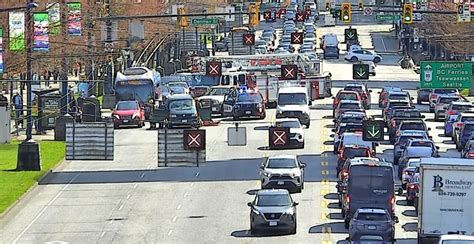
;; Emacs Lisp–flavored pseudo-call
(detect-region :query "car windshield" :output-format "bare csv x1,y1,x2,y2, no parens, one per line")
389,94,408,100
442,241,474,244
278,93,307,105
266,158,297,169
399,135,424,144
344,148,369,158
344,86,363,93
401,123,425,130
340,103,361,109
393,110,421,118
169,86,186,94
439,97,460,104
464,124,474,131
390,102,409,107
339,93,358,100
169,99,194,111
256,194,291,207
208,88,229,96
341,117,364,124
410,141,433,147
237,93,262,102
356,212,389,221
435,89,457,94
407,161,421,168
461,116,474,122
452,104,474,111
116,101,138,110
276,120,301,128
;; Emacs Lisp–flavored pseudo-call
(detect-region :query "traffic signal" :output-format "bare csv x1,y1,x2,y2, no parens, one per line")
358,1,363,10
326,2,330,11
341,3,352,23
402,3,413,24
178,7,188,28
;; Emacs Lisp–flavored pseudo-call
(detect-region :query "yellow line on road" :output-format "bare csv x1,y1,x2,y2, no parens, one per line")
320,188,329,196
320,200,328,207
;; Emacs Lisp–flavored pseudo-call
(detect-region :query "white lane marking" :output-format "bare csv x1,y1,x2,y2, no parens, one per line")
118,204,124,211
184,192,188,198
195,172,200,177
172,216,177,222
190,182,194,187
133,183,138,189
177,204,182,210
126,194,131,200
109,219,114,224
213,140,217,145
13,173,80,244
140,173,145,178
100,231,106,238
167,230,173,236
147,165,152,169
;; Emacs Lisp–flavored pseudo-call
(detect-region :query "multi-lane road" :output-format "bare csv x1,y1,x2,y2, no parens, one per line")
0,18,461,244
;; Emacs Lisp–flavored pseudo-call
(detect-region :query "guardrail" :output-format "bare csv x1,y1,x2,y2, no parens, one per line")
66,122,114,160
157,128,205,167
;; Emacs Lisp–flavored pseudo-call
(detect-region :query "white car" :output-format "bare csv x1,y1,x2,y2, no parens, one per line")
260,155,306,193
438,234,474,244
275,118,305,148
345,49,382,63
348,44,362,52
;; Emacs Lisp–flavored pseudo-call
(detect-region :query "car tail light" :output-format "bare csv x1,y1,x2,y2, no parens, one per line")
448,110,457,115
409,184,415,189
346,195,351,203
403,170,410,175
391,120,397,127
431,94,437,99
391,196,396,205
342,171,349,178
457,122,463,127
468,153,474,158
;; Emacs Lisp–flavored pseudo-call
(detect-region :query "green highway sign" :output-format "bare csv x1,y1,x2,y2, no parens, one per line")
376,14,401,21
192,18,219,25
353,63,370,80
420,61,473,89
363,120,385,141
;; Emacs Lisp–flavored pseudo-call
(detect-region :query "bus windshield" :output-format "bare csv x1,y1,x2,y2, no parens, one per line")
115,79,154,103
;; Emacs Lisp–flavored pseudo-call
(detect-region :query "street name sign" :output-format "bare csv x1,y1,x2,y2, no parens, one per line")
353,63,370,80
420,61,472,89
376,14,401,21
362,120,385,141
192,18,219,25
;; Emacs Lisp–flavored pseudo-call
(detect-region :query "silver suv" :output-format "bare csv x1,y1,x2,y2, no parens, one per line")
248,189,298,235
349,208,396,242
260,155,305,193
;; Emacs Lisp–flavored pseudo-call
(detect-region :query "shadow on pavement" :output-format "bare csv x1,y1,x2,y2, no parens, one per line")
324,193,339,200
402,222,417,232
308,222,348,234
328,212,344,220
328,202,341,209
396,200,408,206
402,210,417,217
231,229,291,238
324,140,334,145
40,154,341,185
246,189,259,195
254,126,269,131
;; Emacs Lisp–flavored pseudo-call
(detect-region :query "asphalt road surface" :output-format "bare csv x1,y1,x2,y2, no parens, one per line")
0,20,455,244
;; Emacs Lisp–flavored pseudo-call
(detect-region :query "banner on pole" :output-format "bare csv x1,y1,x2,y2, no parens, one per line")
0,27,3,51
9,12,25,51
33,12,50,51
0,52,4,74
67,2,82,36
47,3,61,36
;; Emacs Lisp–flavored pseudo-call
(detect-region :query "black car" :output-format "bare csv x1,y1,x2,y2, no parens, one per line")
229,91,266,120
323,46,340,59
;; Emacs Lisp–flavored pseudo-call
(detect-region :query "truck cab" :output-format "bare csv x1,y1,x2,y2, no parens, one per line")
276,86,311,128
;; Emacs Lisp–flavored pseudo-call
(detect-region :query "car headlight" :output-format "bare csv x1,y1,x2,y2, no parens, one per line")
252,208,261,215
170,114,177,118
113,114,120,119
284,209,294,215
262,171,271,177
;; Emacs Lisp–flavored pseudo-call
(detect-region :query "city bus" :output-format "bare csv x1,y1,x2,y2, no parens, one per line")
115,67,161,118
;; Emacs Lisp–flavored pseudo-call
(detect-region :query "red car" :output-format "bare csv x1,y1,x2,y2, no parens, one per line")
112,100,145,128
406,172,420,206
333,90,361,109
336,144,372,175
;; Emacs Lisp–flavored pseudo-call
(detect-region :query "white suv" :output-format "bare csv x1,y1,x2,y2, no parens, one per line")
276,86,311,128
260,155,306,193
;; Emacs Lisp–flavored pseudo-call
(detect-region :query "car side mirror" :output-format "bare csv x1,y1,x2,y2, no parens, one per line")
377,91,381,94
308,101,312,106
247,202,252,207
329,134,335,138
300,163,306,168
394,216,400,223
421,115,426,118
429,136,433,139
331,129,336,132
369,90,373,93
428,128,431,131
436,146,440,149
293,202,299,206
260,164,265,169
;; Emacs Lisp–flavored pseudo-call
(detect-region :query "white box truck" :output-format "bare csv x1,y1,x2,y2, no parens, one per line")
418,158,474,243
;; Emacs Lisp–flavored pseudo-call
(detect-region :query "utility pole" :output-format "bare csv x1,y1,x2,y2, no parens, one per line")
85,0,95,96
60,0,68,114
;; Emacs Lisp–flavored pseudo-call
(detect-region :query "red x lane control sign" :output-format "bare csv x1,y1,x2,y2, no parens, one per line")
291,32,303,44
206,61,222,77
269,127,290,149
296,12,306,22
243,33,255,46
264,11,271,20
184,129,206,151
281,65,298,80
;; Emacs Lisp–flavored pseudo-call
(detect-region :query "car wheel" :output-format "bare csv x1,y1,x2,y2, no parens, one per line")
290,222,297,234
306,122,310,128
299,142,305,149
344,219,350,229
250,222,257,235
350,56,358,62
373,57,381,63
393,157,399,165
323,55,326,59
417,99,421,105
406,197,414,206
336,55,340,59
434,113,439,121
429,106,434,112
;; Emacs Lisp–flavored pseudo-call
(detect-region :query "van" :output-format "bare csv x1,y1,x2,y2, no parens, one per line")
321,34,339,50
276,87,311,128
166,94,201,128
340,158,396,229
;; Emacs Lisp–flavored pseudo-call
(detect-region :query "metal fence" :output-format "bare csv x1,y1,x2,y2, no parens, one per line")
157,129,205,167
66,122,114,160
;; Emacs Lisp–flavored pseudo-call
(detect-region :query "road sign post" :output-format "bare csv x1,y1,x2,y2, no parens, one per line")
269,127,290,149
352,63,370,80
420,61,473,89
362,120,385,141
183,129,206,151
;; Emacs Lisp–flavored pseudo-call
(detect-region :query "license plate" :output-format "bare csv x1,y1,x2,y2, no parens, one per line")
277,181,284,185
123,120,129,123
245,111,251,114
269,221,278,226
182,119,187,123
367,225,377,230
